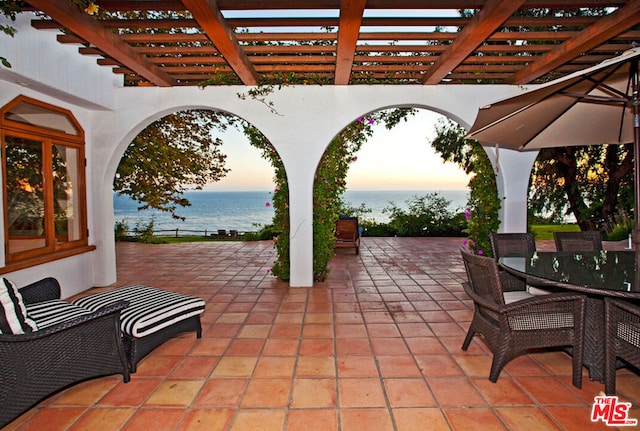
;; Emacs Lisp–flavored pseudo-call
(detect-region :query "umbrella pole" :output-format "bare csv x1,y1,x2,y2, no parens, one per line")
632,58,640,249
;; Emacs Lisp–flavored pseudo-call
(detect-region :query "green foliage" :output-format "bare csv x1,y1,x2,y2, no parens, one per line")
242,124,290,279
602,210,635,241
114,110,234,220
529,224,580,240
311,109,416,281
530,145,633,231
242,224,280,241
243,107,416,281
131,218,163,243
384,193,466,237
430,118,500,255
114,219,128,241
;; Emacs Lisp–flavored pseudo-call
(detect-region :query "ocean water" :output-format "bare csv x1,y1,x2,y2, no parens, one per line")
113,189,468,233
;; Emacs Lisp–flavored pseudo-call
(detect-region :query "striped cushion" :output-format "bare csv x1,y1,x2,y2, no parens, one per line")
0,278,38,334
72,285,205,338
27,300,93,329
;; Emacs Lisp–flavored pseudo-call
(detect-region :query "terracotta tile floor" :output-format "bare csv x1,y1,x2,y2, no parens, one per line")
4,237,640,430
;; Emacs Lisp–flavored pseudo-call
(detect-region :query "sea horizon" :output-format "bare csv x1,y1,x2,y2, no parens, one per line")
114,189,469,233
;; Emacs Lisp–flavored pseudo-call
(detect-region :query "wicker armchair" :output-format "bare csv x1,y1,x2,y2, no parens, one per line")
490,232,553,296
604,298,640,395
490,233,537,294
0,278,130,428
460,248,586,387
554,231,603,251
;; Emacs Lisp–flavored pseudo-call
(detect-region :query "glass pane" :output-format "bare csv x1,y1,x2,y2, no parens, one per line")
52,144,81,243
5,137,46,254
4,101,79,135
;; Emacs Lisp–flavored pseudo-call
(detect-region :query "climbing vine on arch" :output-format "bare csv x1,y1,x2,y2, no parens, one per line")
245,108,416,281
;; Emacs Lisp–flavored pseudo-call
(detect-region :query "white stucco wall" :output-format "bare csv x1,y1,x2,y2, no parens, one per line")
0,12,536,293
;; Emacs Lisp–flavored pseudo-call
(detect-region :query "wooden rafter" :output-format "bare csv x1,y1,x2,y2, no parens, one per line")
334,0,367,85
180,0,259,85
421,0,527,84
511,2,640,84
26,0,175,87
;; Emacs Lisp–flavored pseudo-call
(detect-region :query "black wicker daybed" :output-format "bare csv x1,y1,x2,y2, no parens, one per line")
0,277,130,428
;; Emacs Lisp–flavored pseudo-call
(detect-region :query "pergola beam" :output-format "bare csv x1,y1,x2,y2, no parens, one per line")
26,0,175,87
511,2,640,84
180,0,259,85
334,0,367,85
421,0,527,85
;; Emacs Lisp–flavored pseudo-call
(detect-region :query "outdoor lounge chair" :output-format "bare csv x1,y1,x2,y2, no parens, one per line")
460,248,586,387
0,277,129,428
335,216,360,254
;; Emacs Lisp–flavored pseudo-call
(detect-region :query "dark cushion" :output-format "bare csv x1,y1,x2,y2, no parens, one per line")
72,285,205,337
0,278,38,334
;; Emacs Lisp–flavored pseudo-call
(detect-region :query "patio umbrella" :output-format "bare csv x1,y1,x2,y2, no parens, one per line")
466,46,640,243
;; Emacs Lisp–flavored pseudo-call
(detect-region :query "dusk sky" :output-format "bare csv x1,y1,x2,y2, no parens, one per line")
204,109,470,192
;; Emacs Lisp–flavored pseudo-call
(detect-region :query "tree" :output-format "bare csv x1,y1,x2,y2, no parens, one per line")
114,110,233,220
530,145,633,230
431,118,500,255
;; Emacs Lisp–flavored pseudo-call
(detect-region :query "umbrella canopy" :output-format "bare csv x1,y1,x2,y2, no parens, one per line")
467,46,640,243
467,46,639,150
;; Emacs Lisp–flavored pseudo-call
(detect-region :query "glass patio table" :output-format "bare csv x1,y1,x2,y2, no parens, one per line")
499,250,640,382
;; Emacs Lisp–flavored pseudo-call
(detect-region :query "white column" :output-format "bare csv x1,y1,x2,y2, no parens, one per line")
484,146,538,233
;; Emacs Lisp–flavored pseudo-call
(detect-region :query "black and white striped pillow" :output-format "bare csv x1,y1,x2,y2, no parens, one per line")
0,277,38,334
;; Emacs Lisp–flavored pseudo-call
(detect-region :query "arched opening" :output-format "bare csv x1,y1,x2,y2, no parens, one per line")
111,109,282,242
311,107,474,281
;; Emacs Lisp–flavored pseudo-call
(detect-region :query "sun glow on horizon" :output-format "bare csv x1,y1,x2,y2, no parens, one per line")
204,109,470,192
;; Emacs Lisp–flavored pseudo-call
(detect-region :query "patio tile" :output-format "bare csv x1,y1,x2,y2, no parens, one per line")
7,407,85,431
121,408,185,431
495,407,563,430
145,380,204,406
443,408,506,431
392,408,450,430
338,378,387,407
340,408,394,431
286,409,338,431
10,238,636,431
230,409,287,431
290,378,336,408
68,408,134,431
337,355,380,378
296,356,336,377
97,378,162,406
240,378,291,407
176,409,235,431
384,378,437,407
192,379,247,407
428,377,487,407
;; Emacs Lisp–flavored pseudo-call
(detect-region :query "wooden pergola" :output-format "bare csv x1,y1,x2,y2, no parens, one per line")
21,0,640,87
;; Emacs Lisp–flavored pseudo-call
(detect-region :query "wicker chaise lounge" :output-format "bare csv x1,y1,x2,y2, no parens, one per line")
0,277,130,428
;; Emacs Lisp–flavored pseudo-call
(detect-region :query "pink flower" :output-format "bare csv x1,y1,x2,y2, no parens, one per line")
367,117,375,125
265,202,271,207
463,239,468,246
478,250,484,255
324,179,329,184
352,156,358,161
357,116,364,122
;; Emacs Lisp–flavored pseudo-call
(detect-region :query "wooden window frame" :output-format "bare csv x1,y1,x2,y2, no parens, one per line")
0,95,91,268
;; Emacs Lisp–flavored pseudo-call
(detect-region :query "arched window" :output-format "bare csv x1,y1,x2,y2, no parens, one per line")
0,95,91,268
